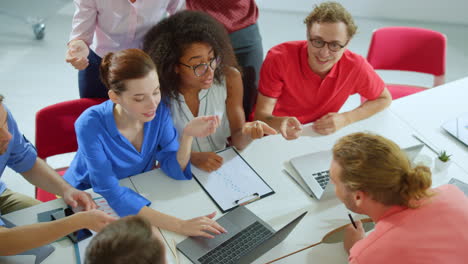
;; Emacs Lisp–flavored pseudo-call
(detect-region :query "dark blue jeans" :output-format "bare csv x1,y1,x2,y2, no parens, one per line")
229,23,264,120
78,49,109,98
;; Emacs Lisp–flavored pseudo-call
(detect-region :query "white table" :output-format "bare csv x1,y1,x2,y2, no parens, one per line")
3,98,468,263
127,109,468,264
390,76,468,173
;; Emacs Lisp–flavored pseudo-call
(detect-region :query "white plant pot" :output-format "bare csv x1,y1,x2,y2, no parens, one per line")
434,158,452,172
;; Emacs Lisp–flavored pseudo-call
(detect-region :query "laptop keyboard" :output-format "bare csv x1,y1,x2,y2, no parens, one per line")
198,221,273,264
312,170,330,189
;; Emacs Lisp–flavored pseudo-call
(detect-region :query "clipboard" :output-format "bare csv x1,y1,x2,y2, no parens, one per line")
192,147,275,213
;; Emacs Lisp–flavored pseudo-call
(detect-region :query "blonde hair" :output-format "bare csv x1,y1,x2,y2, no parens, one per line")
304,1,357,38
332,132,433,208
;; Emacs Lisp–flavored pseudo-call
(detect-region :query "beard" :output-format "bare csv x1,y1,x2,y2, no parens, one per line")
343,191,360,214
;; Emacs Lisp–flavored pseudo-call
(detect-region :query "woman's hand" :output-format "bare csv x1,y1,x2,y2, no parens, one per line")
191,152,223,172
65,39,90,70
184,115,220,138
242,120,277,139
179,212,227,239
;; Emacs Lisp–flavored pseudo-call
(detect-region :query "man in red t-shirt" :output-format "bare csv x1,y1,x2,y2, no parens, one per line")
255,2,391,139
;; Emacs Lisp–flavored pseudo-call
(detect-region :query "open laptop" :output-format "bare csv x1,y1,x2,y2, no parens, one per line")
289,144,425,200
441,113,468,147
177,206,307,264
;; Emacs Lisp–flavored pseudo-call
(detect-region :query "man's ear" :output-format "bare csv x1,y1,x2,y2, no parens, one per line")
108,90,120,104
354,190,366,207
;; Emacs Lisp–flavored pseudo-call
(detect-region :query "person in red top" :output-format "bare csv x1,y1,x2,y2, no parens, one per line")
186,0,263,120
330,132,468,264
255,1,392,139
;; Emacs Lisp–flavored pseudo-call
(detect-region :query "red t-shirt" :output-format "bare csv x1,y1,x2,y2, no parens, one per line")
349,185,468,264
186,0,258,33
258,41,385,124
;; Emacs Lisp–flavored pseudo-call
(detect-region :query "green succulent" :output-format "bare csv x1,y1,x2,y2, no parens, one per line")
438,151,451,162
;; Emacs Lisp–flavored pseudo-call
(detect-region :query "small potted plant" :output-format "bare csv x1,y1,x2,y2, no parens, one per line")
434,150,452,172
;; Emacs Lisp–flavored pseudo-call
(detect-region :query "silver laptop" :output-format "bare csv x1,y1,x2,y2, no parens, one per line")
177,206,307,264
289,144,425,200
441,113,468,147
289,150,333,200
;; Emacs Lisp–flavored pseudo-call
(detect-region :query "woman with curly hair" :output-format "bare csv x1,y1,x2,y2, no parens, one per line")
143,11,276,172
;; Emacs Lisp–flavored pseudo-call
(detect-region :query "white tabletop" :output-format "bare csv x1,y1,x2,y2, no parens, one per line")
127,109,468,264
3,99,468,263
390,76,468,173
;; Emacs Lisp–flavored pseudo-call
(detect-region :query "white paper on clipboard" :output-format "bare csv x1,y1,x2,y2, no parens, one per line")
192,147,274,212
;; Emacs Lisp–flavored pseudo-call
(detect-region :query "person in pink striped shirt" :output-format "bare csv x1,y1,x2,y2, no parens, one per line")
330,132,468,264
65,0,184,99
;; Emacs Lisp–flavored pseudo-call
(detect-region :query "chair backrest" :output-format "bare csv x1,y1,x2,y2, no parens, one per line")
35,98,107,159
367,26,446,86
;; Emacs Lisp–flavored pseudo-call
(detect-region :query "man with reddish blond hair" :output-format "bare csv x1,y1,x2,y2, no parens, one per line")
330,132,468,263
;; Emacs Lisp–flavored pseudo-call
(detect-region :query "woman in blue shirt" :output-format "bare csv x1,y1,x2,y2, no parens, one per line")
64,49,226,238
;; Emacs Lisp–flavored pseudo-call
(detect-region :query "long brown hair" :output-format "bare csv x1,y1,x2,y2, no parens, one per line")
333,132,433,208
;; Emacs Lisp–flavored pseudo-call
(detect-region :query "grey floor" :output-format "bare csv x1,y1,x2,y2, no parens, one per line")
1,2,468,198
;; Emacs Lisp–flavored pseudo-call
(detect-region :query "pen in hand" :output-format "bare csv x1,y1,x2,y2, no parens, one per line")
348,213,357,229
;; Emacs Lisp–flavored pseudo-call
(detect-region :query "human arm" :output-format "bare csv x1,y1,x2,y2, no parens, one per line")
176,116,220,170
138,207,226,239
225,67,276,149
66,0,97,70
254,94,303,140
21,158,96,210
312,87,391,135
66,39,90,70
191,152,223,172
343,220,366,254
0,210,115,256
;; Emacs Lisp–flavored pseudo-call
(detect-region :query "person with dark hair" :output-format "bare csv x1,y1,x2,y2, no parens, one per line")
85,216,166,264
143,10,276,172
0,94,115,256
186,0,264,121
330,132,468,263
65,0,184,98
64,49,226,238
255,1,391,139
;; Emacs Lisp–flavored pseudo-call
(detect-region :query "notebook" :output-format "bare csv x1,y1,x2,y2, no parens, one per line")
177,206,307,264
289,144,425,200
441,113,468,147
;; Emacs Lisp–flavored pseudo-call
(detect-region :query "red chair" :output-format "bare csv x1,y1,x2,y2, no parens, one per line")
365,26,446,100
35,98,107,202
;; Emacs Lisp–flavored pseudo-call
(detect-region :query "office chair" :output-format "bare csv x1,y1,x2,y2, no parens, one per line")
365,26,446,100
35,98,106,202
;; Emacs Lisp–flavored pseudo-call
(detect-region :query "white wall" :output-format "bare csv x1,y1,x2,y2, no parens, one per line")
257,0,468,25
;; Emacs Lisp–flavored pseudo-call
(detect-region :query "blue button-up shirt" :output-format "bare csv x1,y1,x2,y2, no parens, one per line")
0,105,37,196
64,100,192,217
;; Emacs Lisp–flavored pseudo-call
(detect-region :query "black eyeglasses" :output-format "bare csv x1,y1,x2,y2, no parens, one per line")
179,57,220,77
309,38,347,52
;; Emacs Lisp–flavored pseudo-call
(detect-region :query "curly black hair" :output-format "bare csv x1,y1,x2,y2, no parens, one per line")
143,10,239,102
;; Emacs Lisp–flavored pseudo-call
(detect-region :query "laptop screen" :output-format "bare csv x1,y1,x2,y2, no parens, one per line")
441,113,468,147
